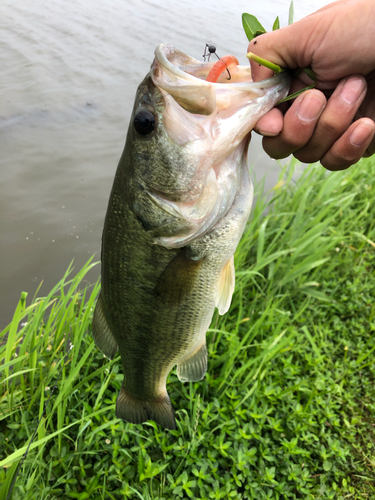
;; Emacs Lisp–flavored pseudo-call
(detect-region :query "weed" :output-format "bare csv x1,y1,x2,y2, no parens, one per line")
1,159,375,499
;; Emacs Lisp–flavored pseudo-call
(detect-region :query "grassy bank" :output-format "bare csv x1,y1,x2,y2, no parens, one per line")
1,158,375,499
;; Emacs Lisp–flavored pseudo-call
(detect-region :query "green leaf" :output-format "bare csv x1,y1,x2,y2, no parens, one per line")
254,29,266,37
278,86,314,103
277,67,317,104
0,458,22,500
288,0,294,25
278,257,330,287
257,219,268,263
323,460,332,471
242,13,266,42
0,405,115,468
278,66,317,103
272,16,280,31
7,423,21,429
303,67,316,81
25,469,36,491
300,287,331,302
246,52,283,74
301,326,322,359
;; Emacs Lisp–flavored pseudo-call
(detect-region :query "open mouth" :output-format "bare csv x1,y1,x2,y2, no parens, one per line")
152,43,289,116
147,44,290,249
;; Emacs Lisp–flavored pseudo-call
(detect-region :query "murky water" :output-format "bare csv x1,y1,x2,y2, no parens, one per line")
0,0,331,327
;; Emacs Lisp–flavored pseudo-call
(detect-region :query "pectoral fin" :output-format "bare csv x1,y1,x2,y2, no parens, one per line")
177,342,207,382
92,293,118,359
215,255,235,315
154,249,205,304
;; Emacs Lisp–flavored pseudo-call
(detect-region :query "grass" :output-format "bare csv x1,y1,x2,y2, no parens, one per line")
1,157,375,499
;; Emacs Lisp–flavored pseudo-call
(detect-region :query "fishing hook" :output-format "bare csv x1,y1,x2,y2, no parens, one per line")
202,43,231,80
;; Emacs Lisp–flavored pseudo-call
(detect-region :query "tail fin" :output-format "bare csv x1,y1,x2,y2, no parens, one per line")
116,386,176,430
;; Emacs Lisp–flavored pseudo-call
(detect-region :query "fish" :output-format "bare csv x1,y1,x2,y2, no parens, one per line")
92,44,290,430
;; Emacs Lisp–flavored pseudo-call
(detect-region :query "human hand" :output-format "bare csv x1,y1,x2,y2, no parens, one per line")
249,0,375,170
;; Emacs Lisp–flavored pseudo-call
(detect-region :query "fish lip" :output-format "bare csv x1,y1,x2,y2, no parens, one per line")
153,43,290,92
152,44,291,116
146,44,291,249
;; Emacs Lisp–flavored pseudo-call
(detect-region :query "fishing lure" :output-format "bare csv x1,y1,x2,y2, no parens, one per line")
202,43,238,82
206,55,239,83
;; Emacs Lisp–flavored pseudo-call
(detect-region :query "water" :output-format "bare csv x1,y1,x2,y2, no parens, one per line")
0,0,331,328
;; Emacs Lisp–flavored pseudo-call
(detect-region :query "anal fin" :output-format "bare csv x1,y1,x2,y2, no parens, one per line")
177,342,207,382
215,255,235,315
116,386,176,430
92,293,118,359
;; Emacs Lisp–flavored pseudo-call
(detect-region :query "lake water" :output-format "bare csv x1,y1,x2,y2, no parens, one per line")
0,0,332,328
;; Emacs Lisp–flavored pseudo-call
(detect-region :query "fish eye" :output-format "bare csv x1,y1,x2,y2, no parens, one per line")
134,110,155,136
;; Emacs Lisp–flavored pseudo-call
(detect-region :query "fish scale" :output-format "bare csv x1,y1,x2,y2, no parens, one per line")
92,44,290,429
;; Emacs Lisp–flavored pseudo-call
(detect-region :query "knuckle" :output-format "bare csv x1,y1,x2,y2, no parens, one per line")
335,147,359,163
321,149,358,170
318,111,355,137
294,149,321,164
318,116,340,135
263,139,290,160
283,127,309,150
365,138,375,156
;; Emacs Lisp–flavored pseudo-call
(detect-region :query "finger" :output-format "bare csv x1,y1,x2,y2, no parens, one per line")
247,26,303,82
358,76,375,156
262,89,326,159
321,118,375,171
253,81,307,138
365,134,375,156
254,108,284,136
294,76,367,163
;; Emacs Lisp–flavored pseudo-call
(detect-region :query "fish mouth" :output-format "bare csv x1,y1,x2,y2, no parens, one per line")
148,44,291,249
152,43,289,116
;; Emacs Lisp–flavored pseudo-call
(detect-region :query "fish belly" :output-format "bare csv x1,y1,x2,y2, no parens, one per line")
93,163,253,430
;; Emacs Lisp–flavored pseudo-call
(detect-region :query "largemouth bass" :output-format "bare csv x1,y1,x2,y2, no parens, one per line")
93,44,290,430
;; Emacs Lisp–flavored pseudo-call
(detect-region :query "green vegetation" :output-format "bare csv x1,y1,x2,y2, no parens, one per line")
1,158,375,499
243,2,318,103
241,0,293,43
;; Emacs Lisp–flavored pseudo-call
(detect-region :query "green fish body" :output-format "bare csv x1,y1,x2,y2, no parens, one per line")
93,44,290,429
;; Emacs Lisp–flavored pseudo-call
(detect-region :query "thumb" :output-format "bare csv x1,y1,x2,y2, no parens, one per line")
248,24,307,82
247,7,330,82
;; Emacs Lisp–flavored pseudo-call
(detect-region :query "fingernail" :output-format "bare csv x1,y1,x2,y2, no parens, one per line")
339,76,365,104
257,129,279,137
350,122,374,147
296,92,325,122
